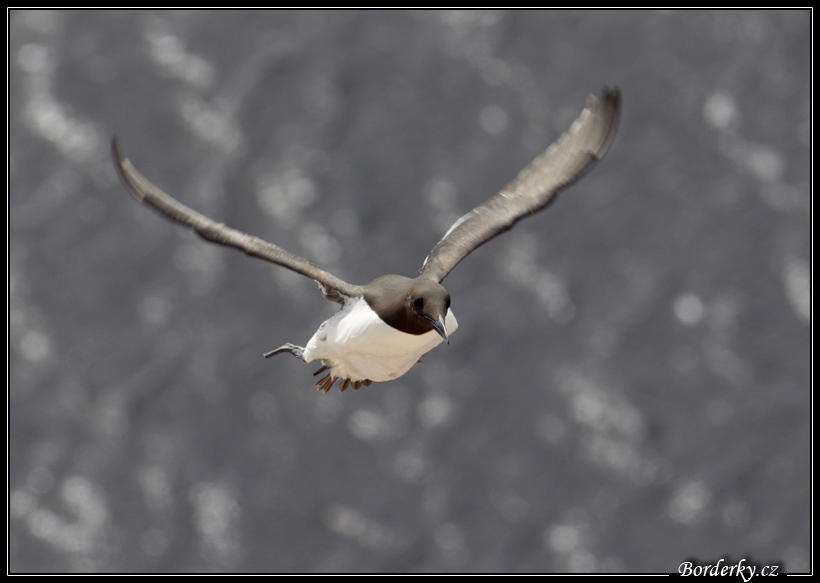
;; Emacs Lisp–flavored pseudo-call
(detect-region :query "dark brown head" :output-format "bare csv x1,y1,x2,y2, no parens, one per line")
364,275,451,341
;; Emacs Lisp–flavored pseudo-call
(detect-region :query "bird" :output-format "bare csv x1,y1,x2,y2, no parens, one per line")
112,87,621,393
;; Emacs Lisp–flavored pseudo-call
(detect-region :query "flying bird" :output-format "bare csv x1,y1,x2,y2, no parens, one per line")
112,87,620,393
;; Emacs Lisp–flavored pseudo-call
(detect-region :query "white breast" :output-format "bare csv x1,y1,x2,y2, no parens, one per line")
302,297,458,383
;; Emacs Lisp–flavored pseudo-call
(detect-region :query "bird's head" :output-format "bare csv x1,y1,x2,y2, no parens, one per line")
364,275,451,341
406,279,451,343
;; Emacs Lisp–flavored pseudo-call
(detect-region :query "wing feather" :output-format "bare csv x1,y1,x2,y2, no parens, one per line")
112,138,364,301
419,87,620,283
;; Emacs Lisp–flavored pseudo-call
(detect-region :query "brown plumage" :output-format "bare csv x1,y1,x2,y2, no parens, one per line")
418,88,620,284
112,88,621,393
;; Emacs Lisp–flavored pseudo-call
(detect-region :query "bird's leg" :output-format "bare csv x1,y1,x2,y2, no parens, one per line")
264,343,305,359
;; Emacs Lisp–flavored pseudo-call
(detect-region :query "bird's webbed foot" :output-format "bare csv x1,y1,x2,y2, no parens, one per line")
264,343,305,359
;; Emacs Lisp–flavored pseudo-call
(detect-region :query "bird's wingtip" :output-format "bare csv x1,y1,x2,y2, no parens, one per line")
590,86,621,110
111,134,128,164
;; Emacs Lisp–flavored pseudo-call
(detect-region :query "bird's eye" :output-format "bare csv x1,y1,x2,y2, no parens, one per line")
445,297,451,308
414,297,424,309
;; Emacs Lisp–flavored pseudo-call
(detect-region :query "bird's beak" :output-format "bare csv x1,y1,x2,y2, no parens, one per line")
425,314,449,344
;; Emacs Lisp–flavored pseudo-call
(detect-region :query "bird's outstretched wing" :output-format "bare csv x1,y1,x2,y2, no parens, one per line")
112,138,364,301
419,87,621,284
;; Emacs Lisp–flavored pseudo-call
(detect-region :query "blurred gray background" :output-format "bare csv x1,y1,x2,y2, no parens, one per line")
9,10,810,573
